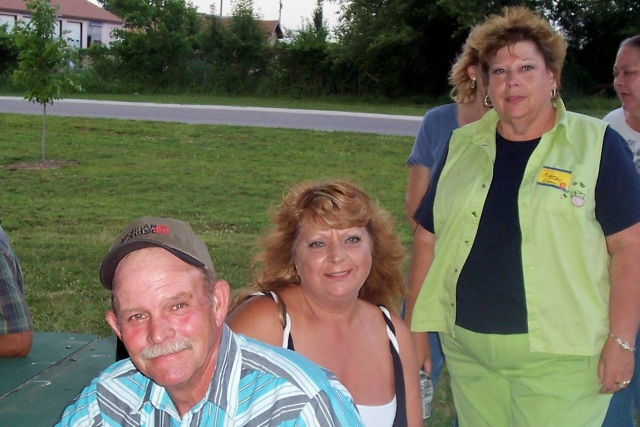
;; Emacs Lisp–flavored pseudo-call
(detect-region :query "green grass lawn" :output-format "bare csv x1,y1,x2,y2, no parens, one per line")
0,113,415,336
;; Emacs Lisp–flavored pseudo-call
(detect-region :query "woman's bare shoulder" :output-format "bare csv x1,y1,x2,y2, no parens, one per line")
225,294,286,347
384,310,414,343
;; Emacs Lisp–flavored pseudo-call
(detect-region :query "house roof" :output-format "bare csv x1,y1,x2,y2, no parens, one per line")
0,0,123,24
202,15,284,40
260,19,283,39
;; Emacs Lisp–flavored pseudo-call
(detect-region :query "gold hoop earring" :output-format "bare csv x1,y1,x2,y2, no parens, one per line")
471,78,477,89
551,88,557,99
483,94,493,108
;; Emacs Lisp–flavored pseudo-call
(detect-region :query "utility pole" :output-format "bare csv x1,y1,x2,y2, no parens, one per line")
220,0,223,17
278,0,282,24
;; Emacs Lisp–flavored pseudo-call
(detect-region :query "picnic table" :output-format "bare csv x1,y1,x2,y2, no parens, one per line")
0,332,116,426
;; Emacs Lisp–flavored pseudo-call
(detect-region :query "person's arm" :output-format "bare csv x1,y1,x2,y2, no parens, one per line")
404,225,435,374
405,166,430,233
390,313,423,427
225,295,287,348
598,221,640,393
0,330,32,357
405,109,437,233
0,246,33,357
592,127,640,393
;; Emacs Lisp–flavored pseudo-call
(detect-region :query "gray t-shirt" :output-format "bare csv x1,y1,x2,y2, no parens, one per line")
604,107,640,172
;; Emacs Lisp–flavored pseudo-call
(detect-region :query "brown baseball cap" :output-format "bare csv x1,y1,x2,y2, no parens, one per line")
100,216,214,289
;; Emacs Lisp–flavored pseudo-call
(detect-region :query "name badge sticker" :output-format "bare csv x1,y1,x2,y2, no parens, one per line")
537,166,572,191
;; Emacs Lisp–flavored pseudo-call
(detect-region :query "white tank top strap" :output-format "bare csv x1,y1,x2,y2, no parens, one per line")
251,291,292,349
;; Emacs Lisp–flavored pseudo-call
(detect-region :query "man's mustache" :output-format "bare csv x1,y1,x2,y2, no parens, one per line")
140,339,193,361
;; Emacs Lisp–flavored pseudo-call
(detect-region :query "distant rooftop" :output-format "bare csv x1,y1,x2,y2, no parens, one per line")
0,0,123,24
203,14,284,41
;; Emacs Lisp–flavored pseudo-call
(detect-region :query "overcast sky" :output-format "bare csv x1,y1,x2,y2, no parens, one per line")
197,0,342,31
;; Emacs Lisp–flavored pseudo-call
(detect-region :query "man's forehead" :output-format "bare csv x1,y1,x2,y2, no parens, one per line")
112,247,204,294
115,247,196,274
118,246,176,266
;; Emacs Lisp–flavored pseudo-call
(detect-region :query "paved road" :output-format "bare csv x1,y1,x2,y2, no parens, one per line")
0,96,423,137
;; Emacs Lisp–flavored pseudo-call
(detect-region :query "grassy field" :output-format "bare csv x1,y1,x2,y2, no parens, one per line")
0,113,415,335
0,95,625,426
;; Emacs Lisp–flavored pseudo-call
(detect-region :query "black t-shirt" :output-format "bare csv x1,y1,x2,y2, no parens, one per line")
414,126,640,334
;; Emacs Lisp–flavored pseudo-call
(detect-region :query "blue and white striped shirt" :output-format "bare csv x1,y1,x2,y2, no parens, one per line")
56,325,364,427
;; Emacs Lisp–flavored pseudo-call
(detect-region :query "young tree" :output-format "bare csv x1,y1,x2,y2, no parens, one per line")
12,0,79,162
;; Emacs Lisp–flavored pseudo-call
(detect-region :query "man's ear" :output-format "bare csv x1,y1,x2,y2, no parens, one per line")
106,310,122,339
212,279,231,325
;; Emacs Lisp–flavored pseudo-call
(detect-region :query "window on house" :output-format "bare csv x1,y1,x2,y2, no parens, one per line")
0,14,16,32
88,21,102,46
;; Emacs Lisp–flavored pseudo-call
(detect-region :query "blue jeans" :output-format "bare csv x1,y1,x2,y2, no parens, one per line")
429,332,445,389
601,333,640,427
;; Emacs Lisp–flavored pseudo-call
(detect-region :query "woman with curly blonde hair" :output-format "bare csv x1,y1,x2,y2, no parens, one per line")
227,180,422,427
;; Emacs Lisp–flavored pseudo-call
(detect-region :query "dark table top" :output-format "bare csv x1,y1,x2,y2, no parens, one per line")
0,332,116,426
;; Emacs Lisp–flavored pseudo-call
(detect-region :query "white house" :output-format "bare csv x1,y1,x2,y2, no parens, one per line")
0,0,123,48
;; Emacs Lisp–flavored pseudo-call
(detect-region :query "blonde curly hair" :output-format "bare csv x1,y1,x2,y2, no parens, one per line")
449,27,483,103
474,6,567,94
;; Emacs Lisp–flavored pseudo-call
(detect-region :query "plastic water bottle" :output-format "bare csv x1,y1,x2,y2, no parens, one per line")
420,370,433,419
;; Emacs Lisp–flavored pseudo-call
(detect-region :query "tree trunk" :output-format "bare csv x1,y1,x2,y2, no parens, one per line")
42,103,47,162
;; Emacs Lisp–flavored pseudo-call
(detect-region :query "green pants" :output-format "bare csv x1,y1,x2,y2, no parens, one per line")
440,326,611,427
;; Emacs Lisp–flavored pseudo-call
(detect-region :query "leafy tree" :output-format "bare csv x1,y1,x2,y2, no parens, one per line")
226,0,269,92
0,24,19,75
329,0,640,98
196,13,232,91
552,0,640,93
333,0,464,97
437,0,639,92
11,0,634,100
311,0,328,42
12,0,80,162
100,0,201,88
198,0,269,93
435,0,551,30
274,0,333,96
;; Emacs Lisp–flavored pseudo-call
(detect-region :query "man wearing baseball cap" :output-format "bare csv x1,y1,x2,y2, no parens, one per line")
56,217,364,427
